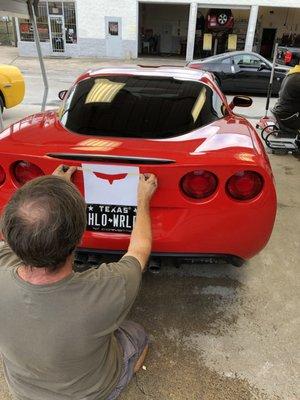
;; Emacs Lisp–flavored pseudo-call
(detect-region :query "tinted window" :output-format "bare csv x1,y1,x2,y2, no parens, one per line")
60,76,224,138
221,57,231,64
233,54,262,68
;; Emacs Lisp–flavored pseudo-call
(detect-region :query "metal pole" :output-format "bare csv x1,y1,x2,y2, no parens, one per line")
28,1,49,111
186,2,197,62
213,37,218,55
265,42,279,117
13,17,18,47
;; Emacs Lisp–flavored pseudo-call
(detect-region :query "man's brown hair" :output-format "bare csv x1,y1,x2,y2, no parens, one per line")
1,176,86,271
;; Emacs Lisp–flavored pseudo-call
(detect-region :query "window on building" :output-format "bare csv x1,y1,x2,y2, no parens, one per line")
48,2,63,15
63,2,77,44
18,2,49,42
18,1,77,45
19,18,34,42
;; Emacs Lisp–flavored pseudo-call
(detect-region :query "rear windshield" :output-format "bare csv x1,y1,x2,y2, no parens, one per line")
60,75,224,138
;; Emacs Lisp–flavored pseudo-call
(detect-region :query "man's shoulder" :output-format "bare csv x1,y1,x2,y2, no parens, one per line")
0,241,21,271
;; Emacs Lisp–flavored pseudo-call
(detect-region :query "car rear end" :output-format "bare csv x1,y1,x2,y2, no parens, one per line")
277,46,300,67
0,69,276,266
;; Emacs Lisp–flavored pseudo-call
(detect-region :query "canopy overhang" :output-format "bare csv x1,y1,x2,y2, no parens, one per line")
0,0,39,18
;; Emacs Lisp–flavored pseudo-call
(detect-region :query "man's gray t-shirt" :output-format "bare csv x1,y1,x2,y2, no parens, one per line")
0,242,141,400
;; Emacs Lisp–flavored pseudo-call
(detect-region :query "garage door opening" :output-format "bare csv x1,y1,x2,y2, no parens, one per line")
138,3,189,58
194,7,250,59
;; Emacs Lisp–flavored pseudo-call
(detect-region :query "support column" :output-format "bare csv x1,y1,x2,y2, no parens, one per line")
186,2,197,62
29,2,49,111
245,5,259,52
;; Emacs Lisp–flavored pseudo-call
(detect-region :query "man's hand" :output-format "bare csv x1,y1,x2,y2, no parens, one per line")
123,173,157,271
137,173,158,206
52,165,77,182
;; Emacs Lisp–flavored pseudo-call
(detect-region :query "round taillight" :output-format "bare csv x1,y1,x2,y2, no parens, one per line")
0,165,6,185
13,161,44,185
284,51,292,64
226,171,263,201
180,170,218,200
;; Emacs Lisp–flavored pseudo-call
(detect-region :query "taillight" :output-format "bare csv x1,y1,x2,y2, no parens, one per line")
180,170,218,200
0,165,5,185
226,171,263,201
188,63,202,70
284,51,292,65
13,161,44,185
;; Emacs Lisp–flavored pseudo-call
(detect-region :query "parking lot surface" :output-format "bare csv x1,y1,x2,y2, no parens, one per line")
0,47,299,400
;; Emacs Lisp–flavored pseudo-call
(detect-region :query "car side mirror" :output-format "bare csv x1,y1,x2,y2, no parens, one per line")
58,90,68,100
258,62,269,72
229,96,252,110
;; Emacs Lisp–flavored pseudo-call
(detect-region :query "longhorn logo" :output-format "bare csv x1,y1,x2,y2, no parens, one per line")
93,171,128,185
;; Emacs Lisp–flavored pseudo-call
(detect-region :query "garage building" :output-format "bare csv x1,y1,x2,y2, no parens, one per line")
11,0,300,61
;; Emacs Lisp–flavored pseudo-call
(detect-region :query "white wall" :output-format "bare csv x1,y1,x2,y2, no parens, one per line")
76,0,137,40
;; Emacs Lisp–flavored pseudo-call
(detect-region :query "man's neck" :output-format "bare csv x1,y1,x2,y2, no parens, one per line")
17,256,73,285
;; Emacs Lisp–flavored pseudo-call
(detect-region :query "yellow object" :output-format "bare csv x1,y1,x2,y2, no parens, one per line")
0,65,25,109
73,138,121,152
203,34,212,51
287,65,300,75
191,87,206,122
85,79,125,104
228,34,237,51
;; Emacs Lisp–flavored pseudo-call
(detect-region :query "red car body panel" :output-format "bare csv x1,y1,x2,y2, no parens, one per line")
0,67,277,263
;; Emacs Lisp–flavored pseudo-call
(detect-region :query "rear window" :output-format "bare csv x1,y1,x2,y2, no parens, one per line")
60,75,224,138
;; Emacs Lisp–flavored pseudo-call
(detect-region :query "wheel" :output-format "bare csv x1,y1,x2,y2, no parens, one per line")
0,96,4,115
217,12,229,25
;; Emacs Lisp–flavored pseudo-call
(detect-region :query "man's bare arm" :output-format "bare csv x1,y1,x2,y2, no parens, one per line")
123,174,157,271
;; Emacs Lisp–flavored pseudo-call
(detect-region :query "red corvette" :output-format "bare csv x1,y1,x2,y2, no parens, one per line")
0,67,276,266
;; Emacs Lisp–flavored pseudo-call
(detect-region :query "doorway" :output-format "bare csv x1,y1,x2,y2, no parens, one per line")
260,28,276,59
49,16,65,53
105,17,122,58
138,3,189,57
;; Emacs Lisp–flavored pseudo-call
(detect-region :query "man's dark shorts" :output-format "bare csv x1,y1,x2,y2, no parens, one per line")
107,320,149,400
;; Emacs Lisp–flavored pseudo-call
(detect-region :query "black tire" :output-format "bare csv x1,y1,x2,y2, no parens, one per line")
0,96,4,114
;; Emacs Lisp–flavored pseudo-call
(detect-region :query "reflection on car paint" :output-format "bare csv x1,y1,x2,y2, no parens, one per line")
190,133,253,154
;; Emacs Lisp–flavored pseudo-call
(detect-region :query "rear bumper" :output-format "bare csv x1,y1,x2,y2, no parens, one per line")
76,248,245,267
80,188,277,261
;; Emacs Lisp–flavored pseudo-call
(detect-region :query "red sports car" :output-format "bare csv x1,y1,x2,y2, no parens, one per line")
0,67,276,266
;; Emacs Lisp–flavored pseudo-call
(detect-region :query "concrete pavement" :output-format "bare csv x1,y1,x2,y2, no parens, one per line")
0,46,299,400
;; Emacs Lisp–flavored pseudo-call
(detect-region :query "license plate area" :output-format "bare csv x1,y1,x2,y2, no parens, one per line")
86,204,137,233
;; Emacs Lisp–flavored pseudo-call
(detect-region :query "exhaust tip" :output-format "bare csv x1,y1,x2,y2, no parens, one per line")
148,258,161,274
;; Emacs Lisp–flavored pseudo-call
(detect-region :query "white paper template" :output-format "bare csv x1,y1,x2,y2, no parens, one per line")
82,163,139,206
